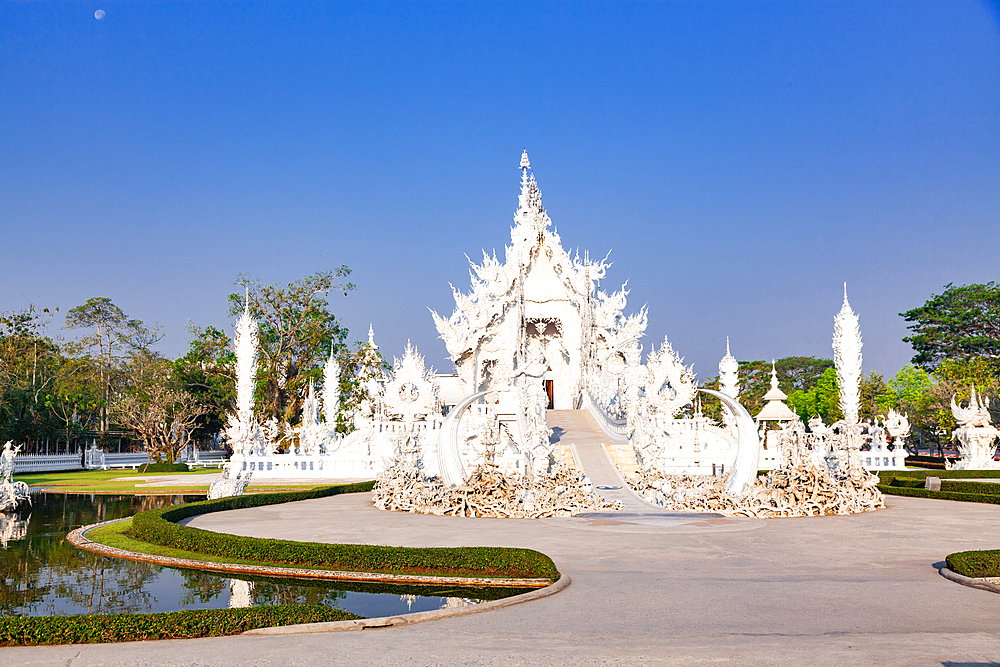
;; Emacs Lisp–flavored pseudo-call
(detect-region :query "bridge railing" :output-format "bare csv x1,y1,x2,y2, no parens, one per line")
582,391,629,444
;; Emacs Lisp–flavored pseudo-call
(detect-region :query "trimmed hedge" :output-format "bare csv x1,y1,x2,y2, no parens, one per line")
942,480,1000,496
946,549,1000,579
878,485,1000,504
0,604,359,646
137,462,189,473
127,482,559,581
877,470,1000,481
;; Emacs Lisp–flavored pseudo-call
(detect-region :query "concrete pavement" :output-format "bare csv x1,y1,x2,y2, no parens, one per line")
7,412,1000,666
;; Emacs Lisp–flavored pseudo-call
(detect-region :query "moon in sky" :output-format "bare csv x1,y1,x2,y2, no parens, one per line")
94,9,105,20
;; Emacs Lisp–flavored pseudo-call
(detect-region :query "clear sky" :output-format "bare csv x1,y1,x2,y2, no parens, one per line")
2,1,998,382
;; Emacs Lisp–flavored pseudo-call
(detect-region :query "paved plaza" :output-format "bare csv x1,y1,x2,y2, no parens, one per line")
6,413,1000,666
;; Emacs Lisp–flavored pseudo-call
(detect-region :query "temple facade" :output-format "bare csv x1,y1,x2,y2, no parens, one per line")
432,152,647,409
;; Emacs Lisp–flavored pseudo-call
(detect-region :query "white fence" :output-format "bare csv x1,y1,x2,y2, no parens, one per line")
84,449,150,470
177,448,227,468
14,453,83,473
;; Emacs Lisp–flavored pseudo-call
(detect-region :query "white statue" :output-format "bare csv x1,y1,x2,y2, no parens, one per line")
0,442,30,511
948,387,1000,470
208,462,252,500
883,409,910,449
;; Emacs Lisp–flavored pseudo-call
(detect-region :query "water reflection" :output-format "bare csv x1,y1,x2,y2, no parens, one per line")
0,493,530,618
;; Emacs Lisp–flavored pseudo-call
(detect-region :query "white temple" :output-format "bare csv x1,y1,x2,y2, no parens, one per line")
223,152,908,491
431,151,647,411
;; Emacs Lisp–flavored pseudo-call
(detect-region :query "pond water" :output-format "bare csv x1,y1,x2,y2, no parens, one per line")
0,492,530,617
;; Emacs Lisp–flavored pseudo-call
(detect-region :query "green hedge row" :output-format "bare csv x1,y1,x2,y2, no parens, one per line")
127,482,559,581
137,462,189,473
0,604,358,646
941,480,1000,496
877,483,1000,505
946,549,1000,579
877,470,1000,481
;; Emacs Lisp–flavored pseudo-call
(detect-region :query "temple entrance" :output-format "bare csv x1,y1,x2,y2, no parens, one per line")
545,380,554,410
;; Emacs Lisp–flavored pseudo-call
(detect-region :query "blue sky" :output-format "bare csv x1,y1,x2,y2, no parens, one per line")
2,1,998,382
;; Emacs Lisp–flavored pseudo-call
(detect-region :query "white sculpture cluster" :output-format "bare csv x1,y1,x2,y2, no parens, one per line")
0,442,30,512
948,387,1000,469
624,287,886,516
207,461,252,500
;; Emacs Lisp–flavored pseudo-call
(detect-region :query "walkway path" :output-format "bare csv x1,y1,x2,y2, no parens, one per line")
12,492,1000,666
547,409,648,510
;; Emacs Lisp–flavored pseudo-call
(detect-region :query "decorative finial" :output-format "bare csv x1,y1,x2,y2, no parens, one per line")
843,282,849,304
726,336,731,356
368,324,375,346
520,150,530,171
243,286,250,316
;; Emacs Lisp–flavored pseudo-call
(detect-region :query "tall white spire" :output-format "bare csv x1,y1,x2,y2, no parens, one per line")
323,344,340,425
719,337,740,399
833,283,863,425
368,324,378,349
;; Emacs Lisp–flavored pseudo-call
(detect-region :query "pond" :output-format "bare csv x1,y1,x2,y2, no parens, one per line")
0,492,530,617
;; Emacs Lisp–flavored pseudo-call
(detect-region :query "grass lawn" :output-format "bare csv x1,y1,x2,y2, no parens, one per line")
18,469,333,495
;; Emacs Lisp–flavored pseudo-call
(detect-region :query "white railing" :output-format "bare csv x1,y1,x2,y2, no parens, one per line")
177,448,227,468
14,453,83,473
84,449,150,470
583,391,629,444
862,441,908,470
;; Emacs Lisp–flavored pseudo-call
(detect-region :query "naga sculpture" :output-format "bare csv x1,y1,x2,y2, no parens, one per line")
0,442,30,512
948,387,1000,470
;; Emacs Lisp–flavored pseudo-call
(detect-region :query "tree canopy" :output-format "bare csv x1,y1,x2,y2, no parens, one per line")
901,282,1000,372
228,269,355,425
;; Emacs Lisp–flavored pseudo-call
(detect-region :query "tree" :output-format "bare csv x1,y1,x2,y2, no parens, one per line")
0,306,64,448
64,298,162,435
901,282,1000,372
877,364,938,449
787,367,843,425
172,324,235,443
111,350,206,463
737,357,835,417
228,270,354,425
858,371,886,422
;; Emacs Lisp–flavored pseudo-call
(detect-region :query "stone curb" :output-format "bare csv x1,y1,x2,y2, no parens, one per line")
242,573,571,635
67,518,554,588
938,566,1000,594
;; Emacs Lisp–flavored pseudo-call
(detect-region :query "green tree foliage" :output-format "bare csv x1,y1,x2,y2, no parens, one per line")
901,282,1000,371
858,371,886,422
786,367,843,425
736,357,835,417
228,270,355,425
111,349,207,463
0,307,65,446
64,298,162,434
172,325,235,441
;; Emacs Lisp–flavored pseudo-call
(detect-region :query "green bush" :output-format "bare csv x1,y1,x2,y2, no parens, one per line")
137,462,189,473
941,480,1000,496
877,483,1000,505
127,482,559,581
946,549,1000,579
0,605,359,646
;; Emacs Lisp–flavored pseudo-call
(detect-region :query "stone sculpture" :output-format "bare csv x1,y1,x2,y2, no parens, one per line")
0,442,30,511
207,462,252,500
948,387,1000,469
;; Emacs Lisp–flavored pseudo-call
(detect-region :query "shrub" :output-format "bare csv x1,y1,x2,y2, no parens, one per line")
0,605,358,646
126,482,559,581
137,462,189,473
946,549,1000,579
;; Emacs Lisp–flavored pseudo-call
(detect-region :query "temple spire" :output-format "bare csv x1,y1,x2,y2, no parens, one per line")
520,149,530,171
